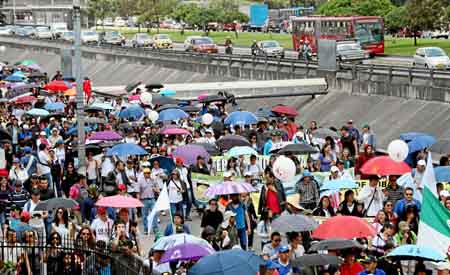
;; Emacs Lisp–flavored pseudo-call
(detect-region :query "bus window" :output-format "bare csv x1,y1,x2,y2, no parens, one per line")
355,21,383,44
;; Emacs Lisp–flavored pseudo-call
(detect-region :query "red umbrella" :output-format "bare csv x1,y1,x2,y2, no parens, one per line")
312,216,376,240
272,105,299,116
15,95,36,104
360,156,411,176
44,80,71,92
95,195,143,208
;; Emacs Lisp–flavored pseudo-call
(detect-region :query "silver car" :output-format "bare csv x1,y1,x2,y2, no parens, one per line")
256,40,284,58
34,26,52,39
336,41,368,62
131,33,153,47
413,47,450,70
81,31,99,44
0,26,12,36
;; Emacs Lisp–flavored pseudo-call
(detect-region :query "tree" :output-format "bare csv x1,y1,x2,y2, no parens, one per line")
317,0,394,17
116,0,138,19
87,0,117,29
385,6,407,34
137,0,177,32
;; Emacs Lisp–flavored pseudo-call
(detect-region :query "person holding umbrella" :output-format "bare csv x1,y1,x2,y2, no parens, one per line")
357,256,386,275
225,193,251,250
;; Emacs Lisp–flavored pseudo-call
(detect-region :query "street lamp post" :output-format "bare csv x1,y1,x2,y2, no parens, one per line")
73,0,86,175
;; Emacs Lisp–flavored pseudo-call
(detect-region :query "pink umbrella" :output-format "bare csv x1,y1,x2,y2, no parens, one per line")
89,131,123,141
204,181,257,197
161,128,191,135
197,93,208,101
96,195,143,208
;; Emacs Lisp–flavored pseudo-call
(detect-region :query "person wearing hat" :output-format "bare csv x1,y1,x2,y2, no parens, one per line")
393,187,421,218
14,210,34,242
296,170,319,210
190,155,210,175
361,124,376,150
412,159,426,200
9,157,28,184
274,245,293,275
175,156,195,221
91,207,114,243
136,167,159,235
258,261,281,275
329,165,340,180
48,128,62,148
216,210,239,250
37,131,50,148
357,175,385,217
358,255,386,275
8,180,29,210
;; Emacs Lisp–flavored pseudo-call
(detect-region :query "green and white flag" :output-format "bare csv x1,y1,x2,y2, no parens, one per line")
417,154,450,256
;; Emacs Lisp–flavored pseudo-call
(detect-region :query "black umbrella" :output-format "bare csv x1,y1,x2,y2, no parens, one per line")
216,135,251,151
181,105,201,113
34,198,79,211
0,128,12,140
271,213,318,233
277,143,319,155
152,94,178,105
28,72,46,78
431,139,450,154
200,95,227,103
308,239,363,252
145,84,164,90
125,81,142,93
85,106,106,113
157,104,179,112
72,144,104,156
313,128,339,139
292,254,341,267
194,142,221,156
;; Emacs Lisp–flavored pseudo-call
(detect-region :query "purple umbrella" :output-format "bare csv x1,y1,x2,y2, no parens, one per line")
26,63,42,71
160,243,214,263
89,131,123,141
204,181,257,197
173,144,210,166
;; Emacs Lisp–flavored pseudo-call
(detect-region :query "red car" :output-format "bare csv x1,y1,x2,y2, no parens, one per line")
185,36,218,54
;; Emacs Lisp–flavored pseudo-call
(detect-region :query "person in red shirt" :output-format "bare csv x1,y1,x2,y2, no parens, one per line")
340,253,364,275
258,171,286,216
83,77,92,102
286,117,298,140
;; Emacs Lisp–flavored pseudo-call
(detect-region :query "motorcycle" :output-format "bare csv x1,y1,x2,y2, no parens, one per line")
225,44,233,55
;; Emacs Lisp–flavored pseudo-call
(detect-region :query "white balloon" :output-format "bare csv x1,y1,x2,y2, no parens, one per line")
140,92,153,105
148,110,159,122
0,45,6,53
388,139,409,162
202,113,213,125
273,156,296,182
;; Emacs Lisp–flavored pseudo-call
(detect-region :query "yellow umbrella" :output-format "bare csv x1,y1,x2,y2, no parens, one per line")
64,87,76,96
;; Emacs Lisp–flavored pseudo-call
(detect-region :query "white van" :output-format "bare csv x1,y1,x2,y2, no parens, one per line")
50,23,68,39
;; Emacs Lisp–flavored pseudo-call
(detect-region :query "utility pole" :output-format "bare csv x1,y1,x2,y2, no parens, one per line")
73,0,86,175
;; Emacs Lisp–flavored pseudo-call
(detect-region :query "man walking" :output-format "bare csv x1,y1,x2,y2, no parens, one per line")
137,167,159,235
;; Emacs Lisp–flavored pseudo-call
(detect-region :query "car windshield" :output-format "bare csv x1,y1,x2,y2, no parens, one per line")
55,27,66,31
337,43,361,51
156,34,169,39
355,20,383,45
137,34,149,39
108,32,121,38
0,27,9,30
194,38,213,44
36,27,49,32
262,41,280,48
83,31,96,36
425,48,446,57
64,32,74,37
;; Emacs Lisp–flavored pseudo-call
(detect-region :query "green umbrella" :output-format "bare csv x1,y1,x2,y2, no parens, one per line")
20,59,37,66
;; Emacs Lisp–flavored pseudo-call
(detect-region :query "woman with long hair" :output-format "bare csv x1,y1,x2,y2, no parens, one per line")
317,144,335,172
371,223,395,256
225,157,241,178
355,145,375,179
338,190,359,216
313,195,336,217
401,205,419,234
61,162,78,198
372,210,388,234
76,225,96,250
52,207,75,241
383,200,398,225
44,231,64,275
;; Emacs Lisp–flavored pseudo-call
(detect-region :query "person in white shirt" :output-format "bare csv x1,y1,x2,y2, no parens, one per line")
86,152,99,185
101,156,115,182
143,250,171,274
48,128,63,148
23,189,41,214
167,170,184,217
37,144,53,190
287,231,305,261
357,175,385,217
203,130,216,144
9,158,29,184
337,160,353,180
151,160,167,190
90,207,113,243
245,155,263,179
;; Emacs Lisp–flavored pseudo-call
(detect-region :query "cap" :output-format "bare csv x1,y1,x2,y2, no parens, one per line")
278,245,290,253
40,131,46,136
362,123,370,129
24,146,31,154
360,255,377,263
286,194,304,211
265,261,281,270
20,211,31,221
440,190,449,197
340,126,349,131
330,166,339,173
418,159,426,166
223,171,232,178
302,170,312,178
143,168,151,173
347,119,353,124
56,140,64,145
175,157,184,165
244,171,252,177
97,207,106,215
31,188,40,196
221,211,237,228
118,184,126,191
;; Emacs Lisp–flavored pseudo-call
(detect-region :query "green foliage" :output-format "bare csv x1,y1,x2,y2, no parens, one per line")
385,6,407,33
405,0,447,32
87,0,117,23
116,0,138,18
137,0,177,25
317,0,394,16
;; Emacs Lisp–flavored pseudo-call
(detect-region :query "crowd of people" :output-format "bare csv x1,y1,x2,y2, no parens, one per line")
0,62,448,275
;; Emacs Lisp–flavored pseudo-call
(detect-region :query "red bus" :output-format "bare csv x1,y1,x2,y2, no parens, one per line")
291,16,384,56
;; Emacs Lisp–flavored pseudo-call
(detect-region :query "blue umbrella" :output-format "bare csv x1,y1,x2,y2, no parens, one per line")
159,88,176,96
400,132,430,142
90,102,114,110
255,107,276,118
149,156,175,174
188,249,265,275
44,102,65,111
158,108,189,121
67,126,92,136
106,143,148,157
5,74,25,82
226,146,258,158
118,104,145,120
12,71,25,78
26,108,49,117
320,179,358,191
408,135,436,153
387,244,446,262
434,166,450,182
224,111,258,125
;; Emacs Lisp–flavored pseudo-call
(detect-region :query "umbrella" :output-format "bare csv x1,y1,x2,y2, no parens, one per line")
434,166,450,182
431,139,450,154
152,94,178,105
269,142,293,153
272,105,299,116
308,238,363,252
85,106,105,113
149,156,175,174
408,135,436,153
44,102,65,111
0,128,12,140
224,111,258,125
173,145,210,166
84,117,107,124
312,216,376,240
125,81,141,93
292,254,341,267
44,80,71,92
277,143,319,155
225,146,258,158
26,108,49,117
96,195,143,208
387,244,446,262
119,121,145,129
34,198,78,211
145,83,164,90
194,143,221,156
26,63,42,71
199,95,227,103
106,143,148,157
313,128,339,139
157,104,179,112
118,104,145,120
216,135,251,151
5,74,25,82
62,76,76,82
188,249,265,275
89,131,122,141
159,88,176,96
360,156,411,176
85,144,103,156
15,95,36,104
255,107,275,118
181,105,201,113
67,126,92,136
161,127,191,135
28,71,45,78
160,243,214,263
320,179,358,191
20,59,37,66
153,233,212,251
64,88,77,96
89,102,114,110
271,213,318,233
400,132,430,142
204,181,257,197
128,95,140,102
158,109,189,121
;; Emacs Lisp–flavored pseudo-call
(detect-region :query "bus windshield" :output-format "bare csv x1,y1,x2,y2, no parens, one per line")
355,21,383,45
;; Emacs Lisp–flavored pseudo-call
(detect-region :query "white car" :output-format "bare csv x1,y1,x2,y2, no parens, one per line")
256,40,285,58
81,31,99,44
0,26,12,35
431,30,449,39
34,26,52,39
413,47,450,70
